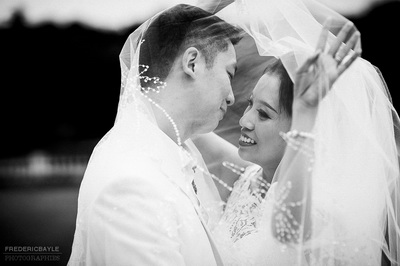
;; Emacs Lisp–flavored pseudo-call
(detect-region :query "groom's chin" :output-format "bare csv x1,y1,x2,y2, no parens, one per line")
199,120,220,135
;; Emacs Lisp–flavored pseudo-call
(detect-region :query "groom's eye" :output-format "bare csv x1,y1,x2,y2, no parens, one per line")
227,72,234,80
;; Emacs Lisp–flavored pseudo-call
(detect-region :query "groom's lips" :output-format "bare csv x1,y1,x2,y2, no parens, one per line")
239,132,257,146
219,107,227,119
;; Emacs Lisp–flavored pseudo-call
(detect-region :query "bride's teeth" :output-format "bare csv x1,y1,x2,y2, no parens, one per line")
240,135,255,144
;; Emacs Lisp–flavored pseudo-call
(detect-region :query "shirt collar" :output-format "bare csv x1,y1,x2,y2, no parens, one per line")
150,122,197,193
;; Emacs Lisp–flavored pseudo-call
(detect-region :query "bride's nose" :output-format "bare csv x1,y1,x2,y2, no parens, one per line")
239,110,254,131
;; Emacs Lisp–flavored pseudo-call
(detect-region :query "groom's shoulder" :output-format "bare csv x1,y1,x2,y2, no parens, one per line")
77,158,181,215
83,155,171,188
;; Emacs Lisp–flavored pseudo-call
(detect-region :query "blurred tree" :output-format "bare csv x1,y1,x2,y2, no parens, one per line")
0,2,398,159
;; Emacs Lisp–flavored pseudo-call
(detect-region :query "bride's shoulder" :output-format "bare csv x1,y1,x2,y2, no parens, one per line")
226,163,263,194
233,164,262,187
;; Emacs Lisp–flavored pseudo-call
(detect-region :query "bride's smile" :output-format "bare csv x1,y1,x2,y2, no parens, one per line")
238,133,256,145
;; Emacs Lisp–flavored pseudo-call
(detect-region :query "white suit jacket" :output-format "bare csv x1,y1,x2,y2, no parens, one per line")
68,119,222,266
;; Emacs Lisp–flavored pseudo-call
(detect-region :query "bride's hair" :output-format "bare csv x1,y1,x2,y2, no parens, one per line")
263,58,293,117
138,4,243,88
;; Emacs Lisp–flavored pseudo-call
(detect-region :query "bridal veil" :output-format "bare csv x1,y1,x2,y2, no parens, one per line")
215,0,400,265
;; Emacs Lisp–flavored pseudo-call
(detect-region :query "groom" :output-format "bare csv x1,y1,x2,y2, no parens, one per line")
68,4,242,266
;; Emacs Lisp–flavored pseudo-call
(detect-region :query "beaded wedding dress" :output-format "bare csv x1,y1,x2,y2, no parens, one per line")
213,165,306,266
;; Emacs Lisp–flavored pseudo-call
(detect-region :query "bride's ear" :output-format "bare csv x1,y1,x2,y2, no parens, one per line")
182,47,201,79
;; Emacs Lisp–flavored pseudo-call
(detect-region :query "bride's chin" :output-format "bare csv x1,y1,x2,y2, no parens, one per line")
238,148,253,162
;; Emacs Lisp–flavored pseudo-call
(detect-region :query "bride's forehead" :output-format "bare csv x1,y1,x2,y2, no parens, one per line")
254,74,281,98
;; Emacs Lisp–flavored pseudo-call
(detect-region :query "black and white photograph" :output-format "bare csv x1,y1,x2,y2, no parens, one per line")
1,0,399,265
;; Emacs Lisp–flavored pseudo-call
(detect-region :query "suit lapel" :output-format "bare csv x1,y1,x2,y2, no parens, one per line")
174,180,225,266
158,141,224,265
152,125,224,265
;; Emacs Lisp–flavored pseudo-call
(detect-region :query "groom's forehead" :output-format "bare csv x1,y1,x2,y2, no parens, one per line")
220,43,238,65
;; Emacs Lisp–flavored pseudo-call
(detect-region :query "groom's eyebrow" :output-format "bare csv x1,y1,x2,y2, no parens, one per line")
260,100,277,113
228,63,237,76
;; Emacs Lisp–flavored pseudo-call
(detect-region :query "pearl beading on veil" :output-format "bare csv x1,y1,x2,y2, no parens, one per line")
280,130,316,172
138,64,167,93
273,180,307,243
141,93,182,146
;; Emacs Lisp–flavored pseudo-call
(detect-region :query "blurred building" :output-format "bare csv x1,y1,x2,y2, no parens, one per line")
0,140,96,188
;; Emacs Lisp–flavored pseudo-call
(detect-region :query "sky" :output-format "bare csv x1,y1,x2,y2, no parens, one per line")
0,0,396,31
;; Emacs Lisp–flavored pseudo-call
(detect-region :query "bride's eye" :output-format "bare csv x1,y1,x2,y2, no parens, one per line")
257,109,271,120
247,97,253,107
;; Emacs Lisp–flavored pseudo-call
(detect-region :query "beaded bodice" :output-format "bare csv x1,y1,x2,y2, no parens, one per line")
219,165,266,243
213,165,304,266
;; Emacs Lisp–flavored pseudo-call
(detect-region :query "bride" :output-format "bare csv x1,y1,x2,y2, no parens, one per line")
194,0,400,265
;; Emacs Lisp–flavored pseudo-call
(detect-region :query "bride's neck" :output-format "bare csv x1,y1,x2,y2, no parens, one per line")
262,167,275,184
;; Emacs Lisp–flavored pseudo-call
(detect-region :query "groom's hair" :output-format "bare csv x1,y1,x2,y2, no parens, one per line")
139,4,243,88
263,58,294,117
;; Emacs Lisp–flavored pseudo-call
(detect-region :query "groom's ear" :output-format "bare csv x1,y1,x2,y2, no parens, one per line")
182,47,201,79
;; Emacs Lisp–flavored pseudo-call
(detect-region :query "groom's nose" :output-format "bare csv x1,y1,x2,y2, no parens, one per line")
226,90,235,106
